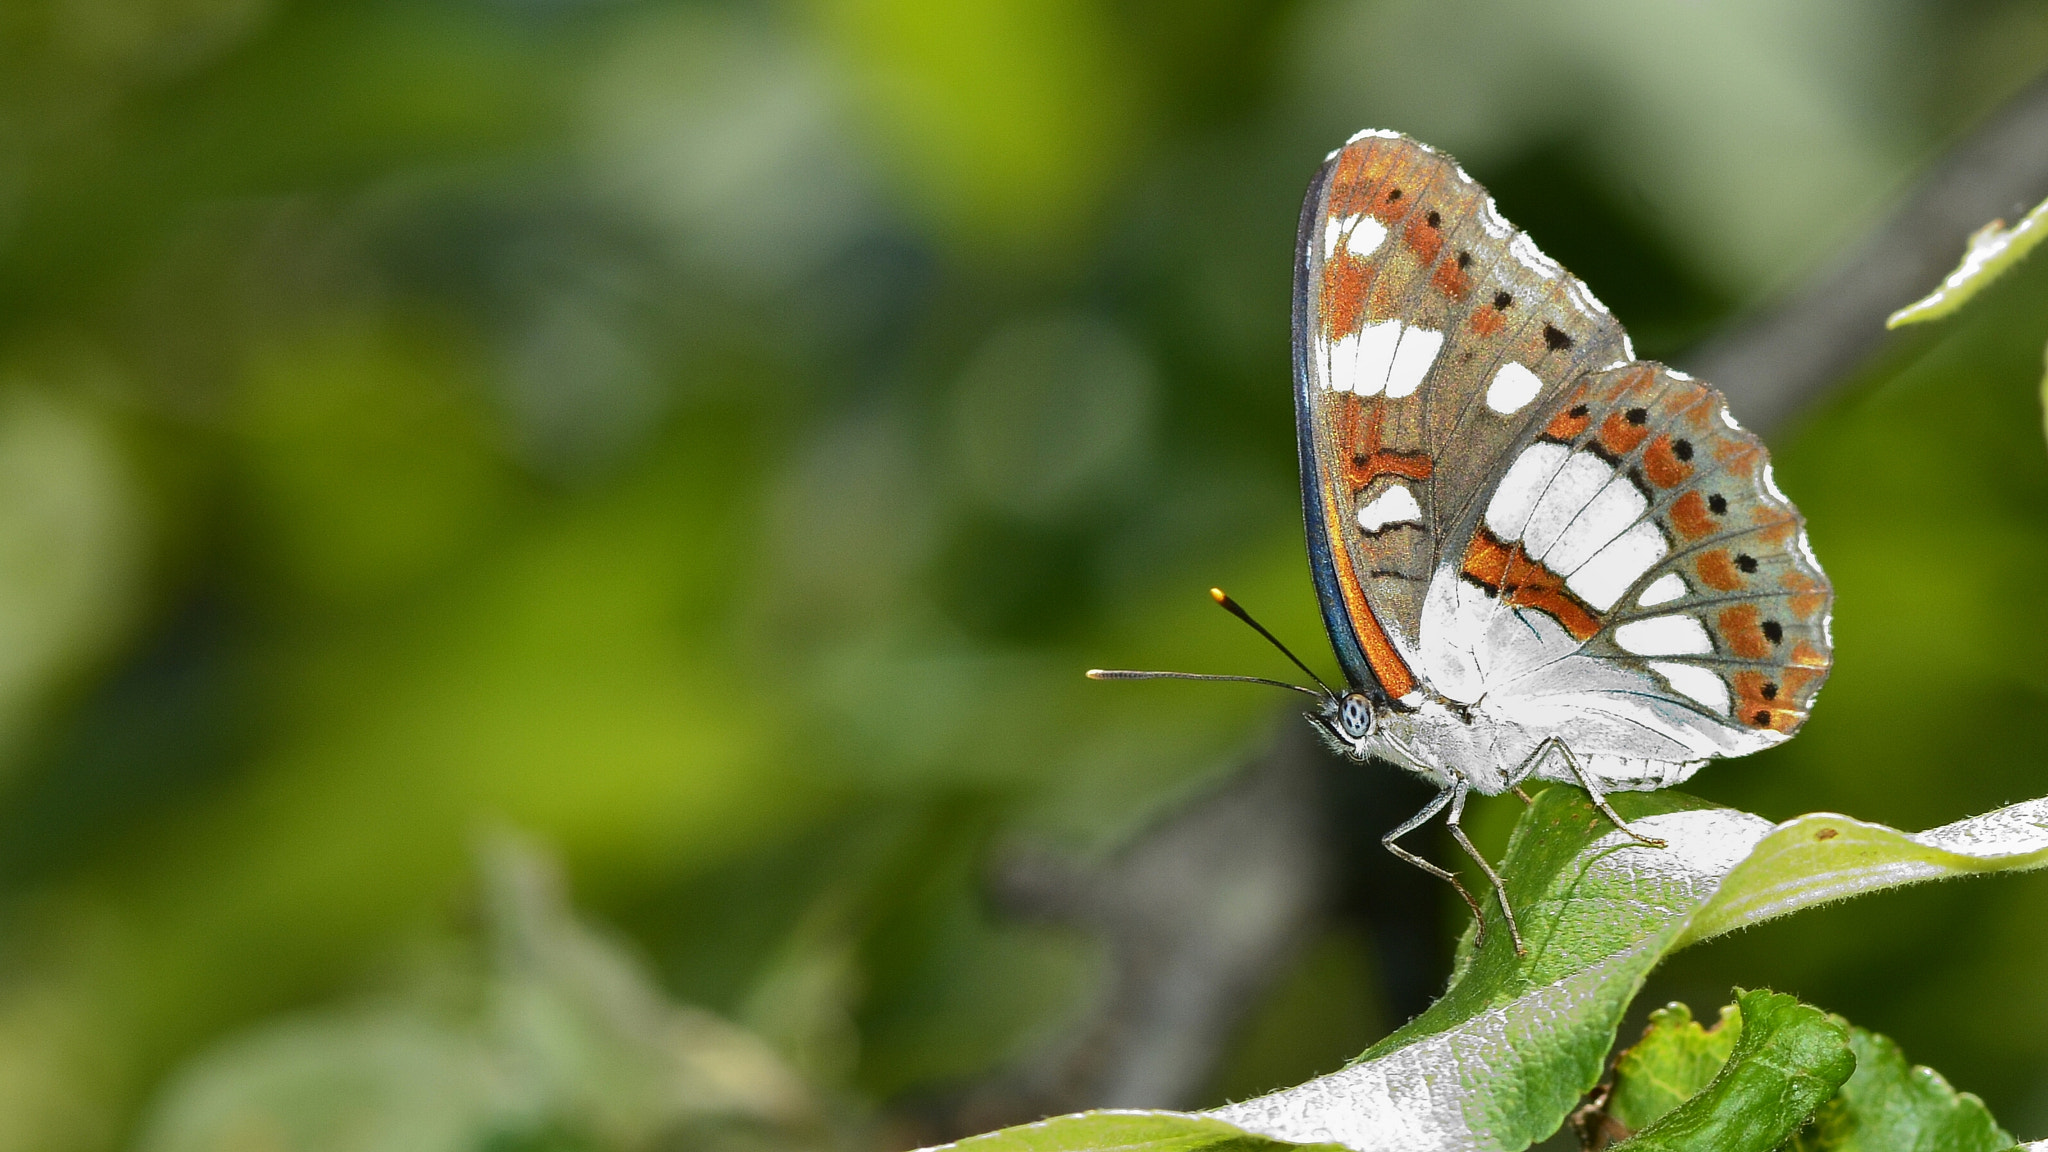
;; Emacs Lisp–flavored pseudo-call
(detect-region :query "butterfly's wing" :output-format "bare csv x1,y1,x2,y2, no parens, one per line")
1418,361,1834,783
1297,131,1833,780
1294,131,1630,703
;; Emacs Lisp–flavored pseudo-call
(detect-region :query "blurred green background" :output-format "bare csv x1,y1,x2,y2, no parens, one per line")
3,0,2048,1149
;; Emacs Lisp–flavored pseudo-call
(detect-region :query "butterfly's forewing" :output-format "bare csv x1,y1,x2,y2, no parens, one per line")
1294,132,1629,702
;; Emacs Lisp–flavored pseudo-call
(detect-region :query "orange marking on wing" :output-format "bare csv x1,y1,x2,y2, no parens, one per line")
1669,491,1715,539
1321,250,1370,340
1404,216,1443,265
1327,147,1375,215
1597,411,1650,457
1432,258,1470,299
1784,571,1827,618
1670,389,1719,431
1751,506,1798,544
1462,530,1602,641
1545,404,1591,441
1732,670,1800,732
1641,435,1693,488
1718,604,1771,659
1320,475,1417,699
1713,439,1762,471
1695,549,1741,591
1356,147,1423,226
1789,640,1829,669
1468,307,1506,338
1617,365,1660,397
1339,399,1433,488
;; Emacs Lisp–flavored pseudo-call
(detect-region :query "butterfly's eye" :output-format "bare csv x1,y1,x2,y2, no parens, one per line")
1338,694,1374,740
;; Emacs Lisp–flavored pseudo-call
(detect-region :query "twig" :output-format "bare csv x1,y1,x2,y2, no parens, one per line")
1683,69,2048,432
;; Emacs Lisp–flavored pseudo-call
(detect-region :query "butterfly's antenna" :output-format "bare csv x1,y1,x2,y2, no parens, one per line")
1084,669,1326,699
1206,587,1336,698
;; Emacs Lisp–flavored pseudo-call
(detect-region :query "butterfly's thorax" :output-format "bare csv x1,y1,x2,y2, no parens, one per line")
1369,697,1514,793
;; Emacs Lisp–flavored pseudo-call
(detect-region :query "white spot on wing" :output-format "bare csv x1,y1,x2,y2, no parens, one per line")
1343,319,1402,396
1521,451,1612,559
1485,362,1544,413
1484,441,1568,540
1346,127,1404,144
1384,326,1443,398
1357,484,1423,532
1547,475,1648,574
1649,661,1730,715
1720,407,1745,430
1347,217,1388,259
1615,615,1713,656
1637,572,1688,607
1568,520,1668,610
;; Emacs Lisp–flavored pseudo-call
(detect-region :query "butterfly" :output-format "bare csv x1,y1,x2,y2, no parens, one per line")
1092,131,1833,954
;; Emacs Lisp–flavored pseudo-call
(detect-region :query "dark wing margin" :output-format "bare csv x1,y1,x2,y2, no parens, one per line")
1294,154,1392,701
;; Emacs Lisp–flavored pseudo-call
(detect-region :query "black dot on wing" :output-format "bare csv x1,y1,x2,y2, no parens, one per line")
1625,407,1648,425
1457,251,1472,268
1494,291,1513,310
1708,493,1728,515
1762,620,1783,644
1543,324,1574,350
1426,210,1441,227
1752,710,1772,726
1388,188,1403,201
1568,404,1589,418
1736,553,1758,573
1674,439,1694,461
1761,681,1779,700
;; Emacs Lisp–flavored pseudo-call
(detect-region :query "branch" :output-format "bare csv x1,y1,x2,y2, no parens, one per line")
1683,69,2048,432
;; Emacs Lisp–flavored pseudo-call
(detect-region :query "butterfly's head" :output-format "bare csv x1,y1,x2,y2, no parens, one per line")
1312,691,1379,759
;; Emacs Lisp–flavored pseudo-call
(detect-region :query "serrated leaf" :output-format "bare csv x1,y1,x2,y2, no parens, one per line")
1607,989,1852,1152
1601,1003,1743,1135
1887,195,2048,326
1789,1024,2013,1152
924,1110,1348,1152
929,792,2048,1152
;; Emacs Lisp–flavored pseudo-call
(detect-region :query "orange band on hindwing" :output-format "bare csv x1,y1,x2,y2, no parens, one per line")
1319,473,1418,699
1461,529,1603,641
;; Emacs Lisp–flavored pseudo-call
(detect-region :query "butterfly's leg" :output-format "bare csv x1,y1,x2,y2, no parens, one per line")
1446,780,1527,956
1381,786,1489,943
1512,786,1534,805
1546,739,1667,848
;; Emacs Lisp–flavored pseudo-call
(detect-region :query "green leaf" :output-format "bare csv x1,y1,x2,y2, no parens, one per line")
1607,989,1852,1152
1887,195,2048,326
930,792,2048,1152
1601,1003,1744,1135
1591,995,2014,1152
1199,791,2048,1152
927,1111,1347,1152
1790,1024,2013,1152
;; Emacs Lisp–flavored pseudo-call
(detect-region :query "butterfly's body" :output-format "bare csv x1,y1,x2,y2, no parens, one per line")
1094,130,1833,954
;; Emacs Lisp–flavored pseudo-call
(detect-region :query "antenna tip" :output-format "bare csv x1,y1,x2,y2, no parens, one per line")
1084,669,1109,680
1209,587,1229,604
